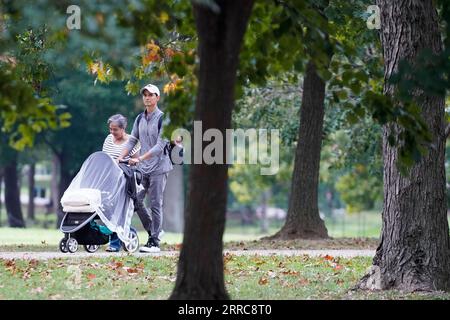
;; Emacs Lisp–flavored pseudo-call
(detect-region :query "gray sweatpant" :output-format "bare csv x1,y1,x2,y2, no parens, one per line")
134,172,168,244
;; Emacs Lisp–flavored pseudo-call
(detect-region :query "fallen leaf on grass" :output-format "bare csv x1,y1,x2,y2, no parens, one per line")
281,269,299,276
158,276,176,282
298,278,310,286
110,261,124,269
333,264,343,271
4,259,15,268
28,259,39,268
124,267,141,275
86,273,96,280
258,277,268,285
279,280,294,288
30,287,43,294
324,255,334,261
223,252,234,263
254,259,265,266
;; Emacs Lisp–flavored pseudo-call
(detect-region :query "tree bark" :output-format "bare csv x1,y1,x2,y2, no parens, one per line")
169,0,254,300
4,152,25,228
358,0,450,291
260,190,269,233
0,168,3,227
56,152,73,228
27,163,35,221
268,61,328,240
43,154,60,228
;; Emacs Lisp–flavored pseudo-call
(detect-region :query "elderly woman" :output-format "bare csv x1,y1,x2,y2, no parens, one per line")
102,114,140,252
103,114,140,161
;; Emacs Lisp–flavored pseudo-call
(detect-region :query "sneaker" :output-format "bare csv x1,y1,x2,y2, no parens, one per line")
139,238,160,253
105,246,120,252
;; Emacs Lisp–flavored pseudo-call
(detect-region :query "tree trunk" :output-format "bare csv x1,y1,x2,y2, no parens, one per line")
56,152,72,227
27,163,35,221
260,190,269,233
269,61,328,240
358,0,450,291
43,154,60,228
170,0,254,300
4,152,25,228
51,150,73,228
163,165,184,233
0,168,3,227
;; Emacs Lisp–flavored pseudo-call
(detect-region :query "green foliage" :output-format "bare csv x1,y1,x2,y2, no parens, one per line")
335,164,382,213
0,10,71,151
0,63,70,150
46,71,139,176
321,103,383,213
109,0,197,132
229,82,298,210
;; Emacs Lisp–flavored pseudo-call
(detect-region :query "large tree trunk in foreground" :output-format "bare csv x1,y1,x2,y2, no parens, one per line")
268,61,328,240
4,152,25,228
358,0,450,291
170,0,254,299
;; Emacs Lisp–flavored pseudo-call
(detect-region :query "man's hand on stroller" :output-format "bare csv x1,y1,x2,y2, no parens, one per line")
128,158,140,166
117,158,133,165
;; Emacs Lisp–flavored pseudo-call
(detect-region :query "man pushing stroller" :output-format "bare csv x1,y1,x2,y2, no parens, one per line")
118,84,173,253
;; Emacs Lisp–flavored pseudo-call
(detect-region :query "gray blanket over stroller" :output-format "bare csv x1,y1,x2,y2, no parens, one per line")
61,151,134,244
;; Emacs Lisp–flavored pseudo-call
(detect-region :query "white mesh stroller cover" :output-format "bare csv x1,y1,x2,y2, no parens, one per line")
60,151,134,244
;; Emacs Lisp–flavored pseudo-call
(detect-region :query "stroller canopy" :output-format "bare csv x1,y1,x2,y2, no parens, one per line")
61,151,134,244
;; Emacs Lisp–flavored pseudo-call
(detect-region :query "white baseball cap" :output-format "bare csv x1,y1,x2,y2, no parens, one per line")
140,84,160,96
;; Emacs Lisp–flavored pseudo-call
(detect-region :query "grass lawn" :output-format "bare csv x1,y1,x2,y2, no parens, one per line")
0,208,384,238
0,226,380,252
0,227,265,249
1,254,449,300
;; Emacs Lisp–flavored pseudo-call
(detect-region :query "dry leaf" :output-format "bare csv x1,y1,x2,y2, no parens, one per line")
298,278,310,285
86,273,96,280
30,287,43,294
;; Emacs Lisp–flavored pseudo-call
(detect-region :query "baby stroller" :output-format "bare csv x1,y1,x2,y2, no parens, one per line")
59,152,142,253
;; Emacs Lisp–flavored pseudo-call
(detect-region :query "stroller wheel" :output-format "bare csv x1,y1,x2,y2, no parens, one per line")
123,229,139,253
59,238,69,253
67,238,78,253
84,244,99,253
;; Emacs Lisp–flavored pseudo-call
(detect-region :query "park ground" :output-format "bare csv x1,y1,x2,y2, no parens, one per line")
1,250,450,300
1,211,449,300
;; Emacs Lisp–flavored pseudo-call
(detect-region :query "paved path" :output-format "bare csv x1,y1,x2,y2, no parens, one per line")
0,249,375,260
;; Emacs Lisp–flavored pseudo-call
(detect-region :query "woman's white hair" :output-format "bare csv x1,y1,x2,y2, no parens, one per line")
107,114,127,129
